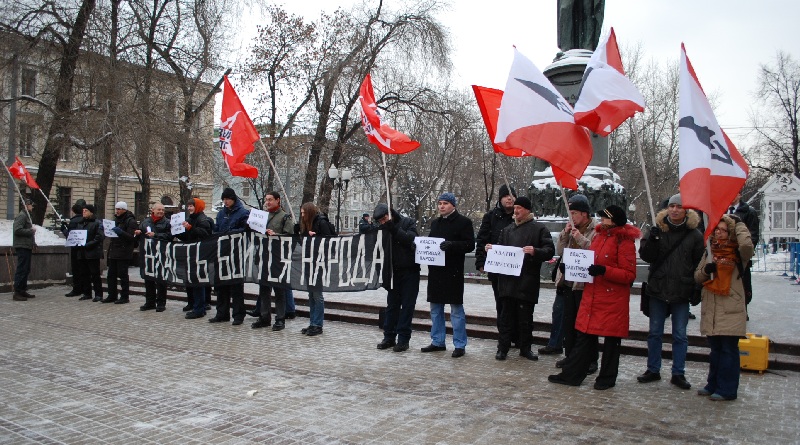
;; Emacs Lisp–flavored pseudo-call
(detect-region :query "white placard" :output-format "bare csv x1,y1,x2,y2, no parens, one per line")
483,245,525,276
247,208,270,234
414,237,445,266
170,213,186,235
65,229,87,247
102,219,118,238
563,248,594,283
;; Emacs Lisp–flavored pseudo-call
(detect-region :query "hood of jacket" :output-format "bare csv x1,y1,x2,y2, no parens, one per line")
596,222,641,241
193,198,206,214
655,208,701,232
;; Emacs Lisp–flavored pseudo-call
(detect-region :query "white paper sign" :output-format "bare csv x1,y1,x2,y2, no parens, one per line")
170,213,186,235
102,219,118,238
414,237,445,266
563,248,595,283
65,229,87,247
247,208,270,234
483,245,525,276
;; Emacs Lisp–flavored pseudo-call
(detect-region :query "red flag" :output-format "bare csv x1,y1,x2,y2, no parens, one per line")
359,74,420,154
574,28,645,136
472,85,579,190
8,156,39,189
219,76,259,178
678,44,748,239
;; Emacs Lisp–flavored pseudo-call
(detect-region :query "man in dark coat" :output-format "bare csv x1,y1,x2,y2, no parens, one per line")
136,203,172,311
62,199,85,297
488,196,555,361
365,203,420,353
729,191,759,307
422,192,475,358
475,184,516,334
12,199,36,301
638,193,704,390
104,201,138,304
178,198,214,319
210,188,250,325
75,204,105,302
358,212,373,233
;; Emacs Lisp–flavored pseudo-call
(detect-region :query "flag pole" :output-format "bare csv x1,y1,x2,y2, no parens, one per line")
37,188,63,221
557,180,574,229
496,155,515,198
3,167,33,225
255,138,296,223
630,116,657,226
381,152,392,215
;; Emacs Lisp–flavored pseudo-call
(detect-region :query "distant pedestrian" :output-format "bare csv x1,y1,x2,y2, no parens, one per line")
75,204,105,302
12,199,36,301
104,202,137,304
297,202,335,336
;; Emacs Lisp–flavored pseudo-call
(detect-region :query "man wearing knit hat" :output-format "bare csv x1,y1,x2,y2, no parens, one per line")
487,196,555,361
638,193,704,390
423,192,475,358
209,187,250,325
104,202,138,304
476,184,516,338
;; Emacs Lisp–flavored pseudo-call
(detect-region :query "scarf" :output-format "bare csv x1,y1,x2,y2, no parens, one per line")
703,239,739,296
514,212,534,226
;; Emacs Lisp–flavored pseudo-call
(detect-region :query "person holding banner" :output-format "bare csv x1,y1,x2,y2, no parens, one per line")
252,191,296,331
209,188,250,325
297,202,335,336
104,202,138,304
62,199,85,297
487,196,555,362
549,205,640,390
178,198,214,319
75,204,105,302
364,203,420,353
136,203,172,312
12,199,36,301
423,192,475,358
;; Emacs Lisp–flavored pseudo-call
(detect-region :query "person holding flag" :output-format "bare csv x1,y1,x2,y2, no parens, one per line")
11,199,36,301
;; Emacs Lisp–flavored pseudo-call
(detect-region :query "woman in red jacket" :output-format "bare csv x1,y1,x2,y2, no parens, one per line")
549,205,640,390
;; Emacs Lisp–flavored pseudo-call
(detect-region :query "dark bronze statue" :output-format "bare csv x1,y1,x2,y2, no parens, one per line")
557,0,605,51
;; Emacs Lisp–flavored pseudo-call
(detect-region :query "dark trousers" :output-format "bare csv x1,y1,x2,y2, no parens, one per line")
144,279,167,307
14,248,32,292
743,263,753,305
489,273,518,341
547,286,567,349
216,283,245,321
106,259,130,300
69,250,80,293
258,285,287,323
188,286,207,315
559,331,622,386
383,268,420,344
498,298,535,353
186,286,211,307
563,288,583,356
77,258,103,298
705,336,741,399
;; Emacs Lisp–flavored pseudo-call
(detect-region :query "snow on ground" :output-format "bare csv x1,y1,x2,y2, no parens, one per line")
752,250,795,274
0,220,65,246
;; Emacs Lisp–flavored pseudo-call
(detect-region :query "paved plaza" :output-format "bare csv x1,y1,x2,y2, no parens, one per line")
1,277,799,444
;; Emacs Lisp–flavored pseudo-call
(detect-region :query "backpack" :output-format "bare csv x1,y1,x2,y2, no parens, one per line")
320,213,337,236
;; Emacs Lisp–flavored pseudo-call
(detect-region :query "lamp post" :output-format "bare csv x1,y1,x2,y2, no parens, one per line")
328,165,351,233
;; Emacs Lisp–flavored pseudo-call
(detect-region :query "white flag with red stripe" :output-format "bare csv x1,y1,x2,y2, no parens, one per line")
574,28,645,136
679,44,748,238
495,48,593,180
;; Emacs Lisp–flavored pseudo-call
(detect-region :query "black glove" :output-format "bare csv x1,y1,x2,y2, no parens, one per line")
649,226,661,240
587,264,606,276
112,227,125,236
440,241,453,251
558,262,566,274
703,262,717,274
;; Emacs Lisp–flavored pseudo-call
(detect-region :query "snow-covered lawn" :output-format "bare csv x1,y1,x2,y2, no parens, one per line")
0,220,66,246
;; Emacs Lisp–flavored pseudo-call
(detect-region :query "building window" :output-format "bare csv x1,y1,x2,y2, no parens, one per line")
60,146,69,162
19,123,35,157
21,69,36,96
344,215,349,229
241,184,251,198
164,143,176,172
190,149,200,174
57,186,72,217
353,216,358,228
135,191,147,218
772,200,797,230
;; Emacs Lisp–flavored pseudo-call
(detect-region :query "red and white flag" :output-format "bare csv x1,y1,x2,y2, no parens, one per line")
219,76,259,178
494,48,593,181
8,156,39,189
574,28,645,136
679,44,748,238
359,74,420,154
472,84,578,189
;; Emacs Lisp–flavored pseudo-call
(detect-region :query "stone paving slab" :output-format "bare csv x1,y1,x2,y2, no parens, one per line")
1,285,798,444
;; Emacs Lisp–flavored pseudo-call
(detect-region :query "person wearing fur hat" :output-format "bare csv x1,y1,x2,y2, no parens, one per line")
178,198,214,319
210,188,250,325
694,215,754,401
549,205,640,389
487,196,554,362
62,199,85,297
422,192,475,358
475,184,516,337
75,204,105,302
636,193,704,390
104,202,138,304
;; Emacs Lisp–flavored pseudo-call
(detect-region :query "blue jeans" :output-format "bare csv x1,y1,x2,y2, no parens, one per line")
705,336,740,399
430,303,467,349
285,289,296,313
647,298,689,375
547,287,567,349
191,286,206,315
308,290,324,327
383,269,420,344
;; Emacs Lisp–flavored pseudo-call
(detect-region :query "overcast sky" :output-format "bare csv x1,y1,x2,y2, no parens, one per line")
234,0,800,149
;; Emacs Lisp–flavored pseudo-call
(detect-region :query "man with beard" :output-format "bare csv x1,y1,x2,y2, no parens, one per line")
104,202,138,304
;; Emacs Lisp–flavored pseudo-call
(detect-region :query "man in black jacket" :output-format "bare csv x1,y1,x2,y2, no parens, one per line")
179,198,214,319
136,203,172,312
75,204,105,302
104,202,138,304
475,184,516,335
365,203,420,353
729,191,759,307
62,199,85,297
487,196,555,361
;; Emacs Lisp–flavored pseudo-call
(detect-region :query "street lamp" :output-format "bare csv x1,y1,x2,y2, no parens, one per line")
328,165,351,233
